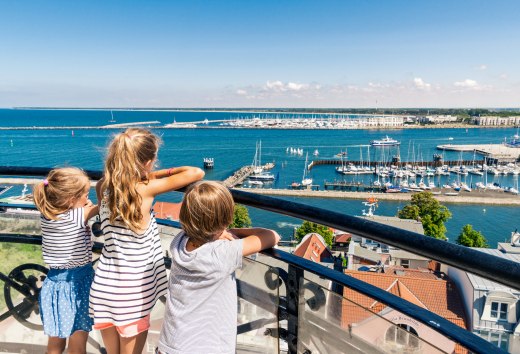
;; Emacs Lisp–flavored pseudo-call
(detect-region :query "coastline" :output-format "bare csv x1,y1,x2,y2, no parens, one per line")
234,187,520,205
0,123,517,131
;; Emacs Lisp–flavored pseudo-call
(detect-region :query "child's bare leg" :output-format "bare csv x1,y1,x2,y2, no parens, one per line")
47,337,66,354
67,330,89,354
120,330,148,354
100,327,120,354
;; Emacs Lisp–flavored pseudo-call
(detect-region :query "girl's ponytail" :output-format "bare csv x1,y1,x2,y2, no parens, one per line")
33,168,89,220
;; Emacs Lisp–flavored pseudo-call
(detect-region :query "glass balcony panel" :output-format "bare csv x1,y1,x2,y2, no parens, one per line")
297,276,453,354
235,256,280,353
0,212,41,236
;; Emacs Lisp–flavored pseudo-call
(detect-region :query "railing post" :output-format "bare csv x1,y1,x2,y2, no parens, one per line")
286,264,303,354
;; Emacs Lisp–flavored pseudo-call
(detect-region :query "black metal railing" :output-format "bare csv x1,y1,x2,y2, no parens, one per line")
1,166,519,353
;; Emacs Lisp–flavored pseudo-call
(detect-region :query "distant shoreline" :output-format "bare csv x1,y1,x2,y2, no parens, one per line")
0,123,517,131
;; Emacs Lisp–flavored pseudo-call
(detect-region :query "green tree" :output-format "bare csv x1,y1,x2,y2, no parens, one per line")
456,224,488,248
295,221,334,247
230,204,252,228
398,191,452,240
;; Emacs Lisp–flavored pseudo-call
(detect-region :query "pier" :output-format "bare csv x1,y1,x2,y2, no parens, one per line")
0,121,162,130
308,159,486,170
323,181,385,192
232,187,520,205
436,144,520,163
222,166,254,187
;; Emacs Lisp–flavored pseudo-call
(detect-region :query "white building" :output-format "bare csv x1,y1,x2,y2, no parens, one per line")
474,116,520,126
419,115,458,124
447,232,520,352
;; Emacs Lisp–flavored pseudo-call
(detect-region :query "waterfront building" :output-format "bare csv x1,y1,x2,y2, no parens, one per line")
473,116,520,126
447,232,520,352
419,114,459,124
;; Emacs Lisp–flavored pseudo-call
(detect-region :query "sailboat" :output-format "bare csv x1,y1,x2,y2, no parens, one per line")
301,153,313,186
249,141,275,181
109,110,116,123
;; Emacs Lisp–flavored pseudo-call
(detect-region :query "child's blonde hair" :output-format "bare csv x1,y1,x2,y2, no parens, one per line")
102,128,161,231
180,181,234,245
33,167,90,220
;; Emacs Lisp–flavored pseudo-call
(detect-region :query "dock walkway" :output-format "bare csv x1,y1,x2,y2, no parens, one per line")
437,143,520,162
222,166,254,187
233,187,520,205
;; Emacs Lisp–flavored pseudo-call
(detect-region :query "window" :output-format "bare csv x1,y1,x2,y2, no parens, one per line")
385,324,419,350
490,302,508,321
401,259,410,269
477,330,510,351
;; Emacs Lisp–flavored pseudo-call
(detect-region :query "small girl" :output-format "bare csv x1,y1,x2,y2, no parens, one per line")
33,167,99,354
90,128,204,354
158,181,280,354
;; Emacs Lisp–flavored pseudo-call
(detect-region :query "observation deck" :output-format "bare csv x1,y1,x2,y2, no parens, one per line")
0,166,519,353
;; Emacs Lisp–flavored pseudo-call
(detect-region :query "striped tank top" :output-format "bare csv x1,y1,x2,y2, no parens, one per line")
41,207,92,269
89,195,168,326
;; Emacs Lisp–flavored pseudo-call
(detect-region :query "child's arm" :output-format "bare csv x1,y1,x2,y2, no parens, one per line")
228,228,280,256
145,166,205,197
84,200,99,221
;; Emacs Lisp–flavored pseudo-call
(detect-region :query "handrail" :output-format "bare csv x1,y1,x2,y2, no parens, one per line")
1,166,519,289
262,247,504,354
1,166,517,353
231,189,520,291
0,219,506,353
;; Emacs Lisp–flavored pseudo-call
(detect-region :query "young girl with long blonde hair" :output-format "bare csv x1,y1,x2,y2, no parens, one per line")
33,167,98,354
89,128,204,354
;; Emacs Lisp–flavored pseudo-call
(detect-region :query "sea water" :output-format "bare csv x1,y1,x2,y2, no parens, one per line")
0,108,519,246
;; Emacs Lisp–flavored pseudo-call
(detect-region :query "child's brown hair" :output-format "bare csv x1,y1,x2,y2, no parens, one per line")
179,181,234,245
33,167,90,220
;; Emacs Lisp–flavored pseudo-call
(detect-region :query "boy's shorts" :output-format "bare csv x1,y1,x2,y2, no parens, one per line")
94,314,150,337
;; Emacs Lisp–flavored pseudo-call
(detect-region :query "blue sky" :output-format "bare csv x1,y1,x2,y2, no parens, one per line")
1,0,519,108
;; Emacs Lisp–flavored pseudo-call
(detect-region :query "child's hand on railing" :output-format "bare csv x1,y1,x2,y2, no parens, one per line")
217,230,238,241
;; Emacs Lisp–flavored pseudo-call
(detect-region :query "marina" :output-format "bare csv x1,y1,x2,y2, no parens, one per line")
1,109,519,246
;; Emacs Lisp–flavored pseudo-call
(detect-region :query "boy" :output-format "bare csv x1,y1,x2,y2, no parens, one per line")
158,181,280,354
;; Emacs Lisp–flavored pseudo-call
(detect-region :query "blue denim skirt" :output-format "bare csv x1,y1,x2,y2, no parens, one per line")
39,263,94,338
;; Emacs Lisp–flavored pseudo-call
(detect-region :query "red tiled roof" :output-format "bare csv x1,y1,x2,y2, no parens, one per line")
343,270,466,327
294,233,332,262
383,266,439,279
334,233,352,243
153,201,181,220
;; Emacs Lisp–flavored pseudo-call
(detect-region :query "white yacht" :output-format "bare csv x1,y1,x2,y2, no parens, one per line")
370,136,400,147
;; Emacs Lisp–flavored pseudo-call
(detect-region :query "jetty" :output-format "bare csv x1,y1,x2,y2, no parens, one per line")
323,181,385,192
0,121,161,130
308,158,485,170
233,187,520,205
222,166,254,187
437,143,520,163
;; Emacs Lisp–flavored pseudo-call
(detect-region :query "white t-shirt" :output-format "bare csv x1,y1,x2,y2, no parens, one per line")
159,232,243,354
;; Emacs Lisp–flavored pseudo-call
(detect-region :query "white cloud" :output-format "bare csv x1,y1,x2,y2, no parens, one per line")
236,89,247,96
454,79,479,88
478,64,487,70
413,77,431,90
264,80,310,92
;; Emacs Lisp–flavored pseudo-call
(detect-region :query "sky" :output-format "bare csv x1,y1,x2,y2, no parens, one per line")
1,0,519,108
